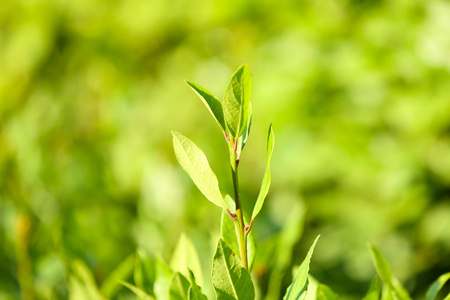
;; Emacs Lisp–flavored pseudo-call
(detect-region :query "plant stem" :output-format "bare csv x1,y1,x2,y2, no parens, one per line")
230,146,248,269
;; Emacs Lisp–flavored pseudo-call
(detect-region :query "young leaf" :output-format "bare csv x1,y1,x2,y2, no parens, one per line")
364,276,381,300
120,281,155,300
240,105,252,151
100,253,135,299
169,272,190,300
186,81,226,135
172,131,228,210
69,260,103,300
425,272,450,300
154,257,174,300
170,233,204,286
220,210,256,271
316,284,337,300
283,235,320,300
251,124,274,221
223,64,252,139
134,249,156,296
212,238,255,300
188,269,207,300
368,245,411,300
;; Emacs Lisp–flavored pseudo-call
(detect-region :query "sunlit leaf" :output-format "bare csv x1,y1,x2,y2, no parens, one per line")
187,269,207,300
172,131,228,209
212,238,255,300
154,257,174,300
251,124,274,221
223,64,252,139
170,233,203,286
169,272,190,300
120,281,155,300
316,284,337,300
283,236,320,300
69,260,103,300
364,276,381,300
368,245,411,300
186,80,226,135
100,253,134,298
134,249,156,296
425,272,450,300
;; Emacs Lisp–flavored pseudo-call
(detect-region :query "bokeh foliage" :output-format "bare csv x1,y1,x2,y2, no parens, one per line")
1,0,450,299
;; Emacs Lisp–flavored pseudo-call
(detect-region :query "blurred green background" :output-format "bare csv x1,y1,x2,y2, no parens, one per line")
1,0,450,298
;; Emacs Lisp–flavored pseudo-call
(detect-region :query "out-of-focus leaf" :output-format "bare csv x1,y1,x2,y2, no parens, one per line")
223,64,252,139
212,238,255,300
186,81,226,135
425,272,450,300
188,269,207,300
169,272,190,300
220,210,256,271
283,236,320,300
368,245,411,300
120,281,155,300
100,253,134,298
316,284,337,300
172,131,227,210
134,249,156,296
251,124,274,221
364,276,381,300
154,257,174,300
266,203,306,300
68,260,103,300
170,233,203,286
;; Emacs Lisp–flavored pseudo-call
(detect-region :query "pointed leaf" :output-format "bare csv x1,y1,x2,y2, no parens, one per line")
186,81,226,134
100,253,135,298
283,235,320,300
188,269,208,300
172,131,228,209
425,273,450,300
316,284,338,300
368,245,411,300
223,64,252,139
134,249,156,296
169,272,190,300
170,233,203,286
120,281,155,300
212,238,255,300
364,276,381,300
69,260,103,300
220,210,256,271
251,124,274,221
154,257,174,300
239,105,252,151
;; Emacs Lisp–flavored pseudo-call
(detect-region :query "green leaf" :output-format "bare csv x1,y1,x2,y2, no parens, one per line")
134,249,156,296
188,269,208,300
170,233,203,286
223,64,252,139
283,235,320,300
239,105,252,151
316,284,337,300
220,210,256,271
251,124,274,221
368,245,411,300
100,253,134,298
169,272,190,300
69,260,103,300
154,257,174,300
266,203,306,300
364,276,381,300
212,238,255,300
172,131,228,210
186,80,226,135
120,281,155,300
425,272,450,300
